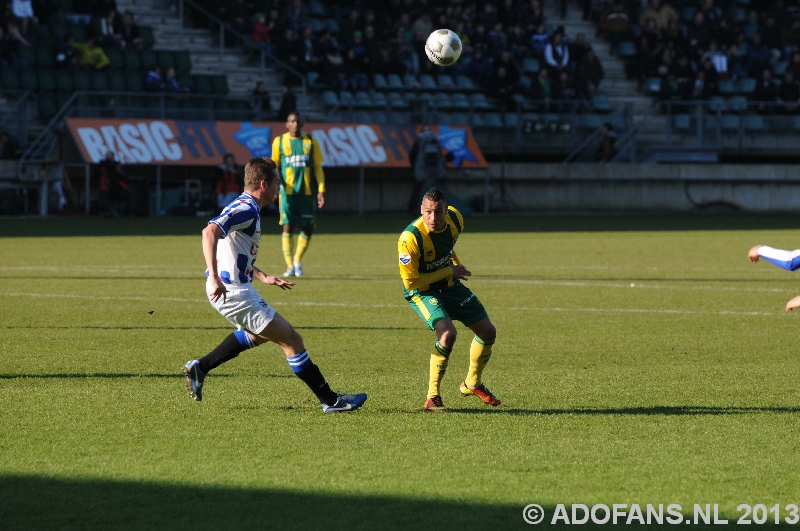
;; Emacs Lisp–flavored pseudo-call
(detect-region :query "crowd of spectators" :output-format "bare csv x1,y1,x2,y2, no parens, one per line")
199,0,606,112
593,0,800,114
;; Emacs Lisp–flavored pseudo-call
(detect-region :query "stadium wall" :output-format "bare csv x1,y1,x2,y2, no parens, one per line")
325,165,800,214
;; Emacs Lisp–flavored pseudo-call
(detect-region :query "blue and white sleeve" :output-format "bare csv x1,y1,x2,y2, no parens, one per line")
758,246,800,271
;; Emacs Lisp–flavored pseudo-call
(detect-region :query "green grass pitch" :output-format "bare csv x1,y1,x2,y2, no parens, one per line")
2,214,800,530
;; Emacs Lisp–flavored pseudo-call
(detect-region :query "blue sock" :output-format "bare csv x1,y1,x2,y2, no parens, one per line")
286,350,338,406
199,331,257,374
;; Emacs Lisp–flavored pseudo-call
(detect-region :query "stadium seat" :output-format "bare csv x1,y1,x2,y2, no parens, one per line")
157,51,175,69
387,73,404,90
140,26,155,48
0,69,19,90
192,75,212,94
106,48,124,70
617,41,635,57
70,23,88,42
73,70,91,91
49,21,68,40
140,49,157,69
371,91,387,108
470,114,484,127
792,116,800,131
450,92,470,110
681,7,696,21
325,19,339,33
743,23,758,39
455,75,477,90
708,95,727,113
373,73,388,90
420,74,437,90
109,73,126,92
721,115,740,131
518,75,532,91
743,115,765,132
718,79,736,95
728,95,748,113
37,69,57,92
37,92,59,120
56,69,74,92
308,18,325,33
504,112,519,128
579,113,603,132
353,109,371,123
449,112,469,125
737,77,756,95
371,110,387,123
36,47,54,68
125,72,144,93
591,94,613,113
482,112,503,128
354,91,372,108
773,60,788,76
308,0,325,16
339,90,354,107
646,77,662,94
90,71,110,91
470,92,493,110
673,114,691,131
438,74,455,88
173,51,191,73
18,46,36,67
403,74,421,88
124,49,142,71
20,69,38,91
388,111,410,124
387,92,408,109
522,57,540,74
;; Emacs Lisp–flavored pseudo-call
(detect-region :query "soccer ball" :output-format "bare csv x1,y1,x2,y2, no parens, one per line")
425,29,462,66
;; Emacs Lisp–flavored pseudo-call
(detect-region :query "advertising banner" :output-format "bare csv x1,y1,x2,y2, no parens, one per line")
66,118,488,169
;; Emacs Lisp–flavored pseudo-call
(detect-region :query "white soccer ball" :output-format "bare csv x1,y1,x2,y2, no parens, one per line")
425,29,462,66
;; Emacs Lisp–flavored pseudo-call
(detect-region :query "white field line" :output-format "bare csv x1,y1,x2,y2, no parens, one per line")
0,292,775,316
486,278,800,294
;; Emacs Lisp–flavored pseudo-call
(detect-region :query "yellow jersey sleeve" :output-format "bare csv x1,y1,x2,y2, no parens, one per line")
271,136,281,168
311,135,325,193
450,249,461,267
398,230,454,291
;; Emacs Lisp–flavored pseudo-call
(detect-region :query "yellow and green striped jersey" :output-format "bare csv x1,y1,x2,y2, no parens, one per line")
398,206,464,295
271,132,326,195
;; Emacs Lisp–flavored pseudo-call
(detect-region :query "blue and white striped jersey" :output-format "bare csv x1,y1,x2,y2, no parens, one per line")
207,193,261,285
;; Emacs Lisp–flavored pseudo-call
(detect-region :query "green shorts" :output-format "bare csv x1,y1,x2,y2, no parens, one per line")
279,191,316,228
405,282,488,331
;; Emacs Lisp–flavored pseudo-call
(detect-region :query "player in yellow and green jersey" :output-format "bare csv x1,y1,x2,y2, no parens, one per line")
271,111,326,277
398,187,500,412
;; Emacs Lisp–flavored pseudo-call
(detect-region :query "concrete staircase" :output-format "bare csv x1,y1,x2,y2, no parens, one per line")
115,0,283,100
548,0,655,119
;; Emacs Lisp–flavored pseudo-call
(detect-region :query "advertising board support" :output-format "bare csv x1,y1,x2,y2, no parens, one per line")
156,165,162,216
84,163,90,215
358,167,364,215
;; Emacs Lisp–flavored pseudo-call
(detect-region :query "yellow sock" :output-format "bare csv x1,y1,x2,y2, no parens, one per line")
465,336,494,388
293,232,311,263
281,233,294,269
427,341,451,398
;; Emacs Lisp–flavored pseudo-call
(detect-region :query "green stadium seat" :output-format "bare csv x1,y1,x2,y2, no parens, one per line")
56,69,74,92
20,69,38,90
743,115,765,131
192,75,212,94
37,68,57,91
721,115,740,131
322,90,338,107
522,58,540,74
483,113,503,128
140,49,157,69
174,51,192,73
49,21,68,40
90,71,110,91
455,75,476,90
438,74,455,88
728,95,748,113
37,92,59,120
718,79,735,95
157,50,175,69
373,73,388,90
177,73,193,91
210,75,229,94
124,49,142,70
354,91,372,108
387,74,403,89
18,46,36,66
139,26,155,48
773,61,788,76
109,72,126,92
737,77,756,94
106,48,124,70
125,71,144,92
420,74,437,90
371,91,387,108
73,70,92,91
70,24,88,42
36,47,54,68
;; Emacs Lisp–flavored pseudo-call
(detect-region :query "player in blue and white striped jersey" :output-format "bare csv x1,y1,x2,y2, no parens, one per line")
183,157,367,413
749,244,800,312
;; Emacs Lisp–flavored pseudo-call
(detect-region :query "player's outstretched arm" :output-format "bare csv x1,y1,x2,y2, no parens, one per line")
786,295,800,312
253,267,295,290
751,245,800,271
203,223,228,303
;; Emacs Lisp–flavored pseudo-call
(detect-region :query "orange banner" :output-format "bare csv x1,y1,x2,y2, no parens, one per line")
66,118,488,169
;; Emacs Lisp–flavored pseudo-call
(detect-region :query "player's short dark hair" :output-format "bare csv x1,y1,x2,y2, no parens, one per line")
244,157,278,191
423,187,446,204
287,111,303,124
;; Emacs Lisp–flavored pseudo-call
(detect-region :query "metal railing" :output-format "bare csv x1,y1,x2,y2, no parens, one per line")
0,90,32,147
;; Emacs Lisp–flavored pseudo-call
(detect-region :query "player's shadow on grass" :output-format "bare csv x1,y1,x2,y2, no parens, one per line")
453,406,800,416
0,474,762,531
0,373,243,379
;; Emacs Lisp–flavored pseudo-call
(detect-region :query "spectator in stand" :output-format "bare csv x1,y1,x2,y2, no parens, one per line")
362,26,384,75
144,64,164,92
251,12,274,54
284,0,308,31
789,52,800,79
54,33,78,68
627,35,658,89
97,151,130,218
598,2,632,54
576,48,604,99
507,23,528,59
528,66,553,110
568,33,590,74
553,69,578,111
347,30,369,74
752,68,778,114
121,11,144,49
659,73,685,110
94,8,123,49
213,153,243,211
698,58,719,94
93,0,117,19
344,47,370,92
300,26,322,73
11,0,35,36
471,23,490,51
494,50,521,89
412,11,434,39
594,123,618,162
323,46,347,90
0,27,26,68
641,18,661,43
701,40,727,78
747,33,772,78
275,27,304,80
5,15,30,46
761,16,783,62
686,12,711,59
544,29,569,75
669,54,694,95
529,23,549,60
777,71,800,115
250,81,273,120
277,85,297,122
522,0,544,29
72,37,110,70
663,19,683,45
727,43,747,80
67,0,93,25
699,0,719,28
164,66,189,93
0,131,22,159
687,70,712,101
656,38,678,76
488,65,516,111
461,46,493,87
340,8,361,41
782,19,800,60
638,0,678,33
